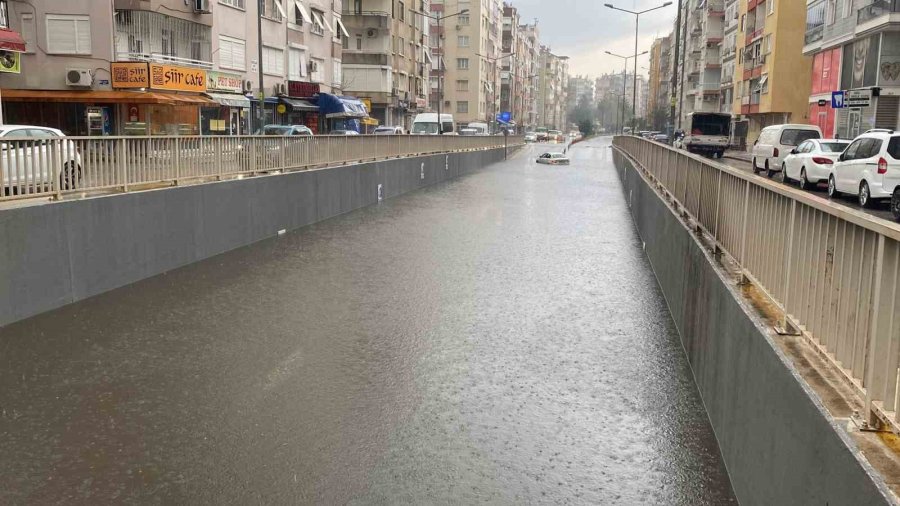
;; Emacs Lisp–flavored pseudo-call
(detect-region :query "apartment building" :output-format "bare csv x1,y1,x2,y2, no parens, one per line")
538,46,568,130
803,0,900,139
342,0,430,130
648,36,668,118
732,0,812,143
719,0,738,116
427,0,503,128
501,3,537,131
518,21,539,130
0,0,354,136
675,0,725,127
567,75,594,112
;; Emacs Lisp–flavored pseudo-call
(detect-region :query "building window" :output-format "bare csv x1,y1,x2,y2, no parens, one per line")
458,14,469,25
768,0,775,15
311,9,326,35
842,0,852,18
458,35,469,47
457,58,469,69
0,1,8,29
333,59,342,87
293,4,304,25
262,45,284,76
356,35,362,50
399,37,405,56
161,29,174,56
262,0,284,21
456,79,468,91
399,1,405,21
220,0,245,9
218,35,246,71
46,14,91,55
288,47,308,80
457,101,468,113
311,57,325,83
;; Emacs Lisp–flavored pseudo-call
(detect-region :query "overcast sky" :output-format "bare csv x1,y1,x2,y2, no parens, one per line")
507,0,678,80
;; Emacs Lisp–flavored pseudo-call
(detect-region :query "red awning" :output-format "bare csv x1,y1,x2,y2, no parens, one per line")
0,29,26,53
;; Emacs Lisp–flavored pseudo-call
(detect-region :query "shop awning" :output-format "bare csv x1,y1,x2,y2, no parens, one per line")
361,117,379,126
1,89,215,105
0,29,26,53
314,93,368,119
281,97,318,111
205,92,251,108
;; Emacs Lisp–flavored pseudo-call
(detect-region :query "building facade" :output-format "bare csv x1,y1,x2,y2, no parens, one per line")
675,0,725,128
538,46,567,130
732,0,812,144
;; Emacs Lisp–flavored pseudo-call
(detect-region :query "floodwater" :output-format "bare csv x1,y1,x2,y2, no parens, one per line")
0,137,735,504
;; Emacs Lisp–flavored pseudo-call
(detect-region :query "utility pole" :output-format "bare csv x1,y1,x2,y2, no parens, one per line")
256,0,265,132
670,0,682,132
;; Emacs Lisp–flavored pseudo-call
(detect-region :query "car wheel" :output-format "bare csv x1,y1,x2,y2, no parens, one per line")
766,161,775,178
828,175,839,198
780,163,789,183
751,157,757,173
799,169,811,191
60,162,81,190
892,189,900,221
859,181,873,208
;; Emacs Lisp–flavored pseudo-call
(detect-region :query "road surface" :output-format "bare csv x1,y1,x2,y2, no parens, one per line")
1,137,735,504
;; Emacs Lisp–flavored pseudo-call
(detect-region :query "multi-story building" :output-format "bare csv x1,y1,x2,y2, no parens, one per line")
719,0,739,116
342,0,430,130
0,0,353,136
567,75,594,109
675,0,725,128
518,21,540,130
802,0,900,139
732,0,812,143
500,3,520,129
648,37,667,117
538,46,567,129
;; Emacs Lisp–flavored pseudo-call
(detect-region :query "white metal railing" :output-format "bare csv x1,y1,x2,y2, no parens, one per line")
613,135,900,433
0,135,521,203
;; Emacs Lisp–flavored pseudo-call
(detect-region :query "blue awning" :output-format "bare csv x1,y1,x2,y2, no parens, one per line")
313,93,368,119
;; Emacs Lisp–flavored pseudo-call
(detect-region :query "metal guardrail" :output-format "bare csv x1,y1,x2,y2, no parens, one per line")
0,134,521,203
613,136,900,432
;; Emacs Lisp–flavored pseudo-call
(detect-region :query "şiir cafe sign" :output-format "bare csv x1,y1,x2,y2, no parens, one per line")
111,62,206,92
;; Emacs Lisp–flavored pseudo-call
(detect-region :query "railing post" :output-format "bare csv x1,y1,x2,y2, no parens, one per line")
174,137,181,185
118,138,128,192
780,199,798,331
738,179,751,268
713,170,722,241
865,235,889,428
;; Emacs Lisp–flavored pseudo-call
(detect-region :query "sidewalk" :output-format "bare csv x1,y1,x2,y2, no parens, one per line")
724,149,752,163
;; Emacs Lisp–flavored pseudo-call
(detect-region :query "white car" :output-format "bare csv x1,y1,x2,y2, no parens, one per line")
829,130,900,209
752,124,822,177
782,139,850,190
524,132,537,143
0,125,81,193
373,126,405,135
536,152,570,165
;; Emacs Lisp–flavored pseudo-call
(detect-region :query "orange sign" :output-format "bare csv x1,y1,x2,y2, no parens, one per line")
111,62,150,88
149,63,206,92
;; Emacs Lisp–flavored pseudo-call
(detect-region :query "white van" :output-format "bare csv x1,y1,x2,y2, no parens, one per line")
412,113,456,135
752,124,822,177
467,122,489,135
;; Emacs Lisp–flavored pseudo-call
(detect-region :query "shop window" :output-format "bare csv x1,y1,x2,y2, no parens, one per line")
46,14,91,55
0,1,8,29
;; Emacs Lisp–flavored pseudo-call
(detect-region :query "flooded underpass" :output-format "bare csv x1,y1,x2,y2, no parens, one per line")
0,137,735,504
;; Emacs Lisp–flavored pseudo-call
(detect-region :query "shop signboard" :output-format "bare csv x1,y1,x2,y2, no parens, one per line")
111,62,149,88
149,63,206,92
0,50,20,73
360,98,372,112
207,71,243,93
288,81,321,98
846,89,872,108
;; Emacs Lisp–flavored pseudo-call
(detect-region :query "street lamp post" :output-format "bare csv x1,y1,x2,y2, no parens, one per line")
605,2,672,134
412,8,469,135
605,50,647,134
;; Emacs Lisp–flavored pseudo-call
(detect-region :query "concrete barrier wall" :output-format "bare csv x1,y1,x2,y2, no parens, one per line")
0,148,507,329
612,150,893,505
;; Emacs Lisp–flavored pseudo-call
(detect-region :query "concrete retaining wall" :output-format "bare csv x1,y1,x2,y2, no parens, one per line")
612,149,893,505
0,148,507,329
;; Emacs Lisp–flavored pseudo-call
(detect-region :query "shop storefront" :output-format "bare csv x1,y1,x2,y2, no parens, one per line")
111,62,214,135
284,81,322,133
313,93,369,133
203,71,251,135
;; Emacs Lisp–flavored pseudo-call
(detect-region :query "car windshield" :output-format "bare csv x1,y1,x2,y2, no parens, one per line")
259,125,292,136
820,142,849,153
413,122,439,134
780,129,820,146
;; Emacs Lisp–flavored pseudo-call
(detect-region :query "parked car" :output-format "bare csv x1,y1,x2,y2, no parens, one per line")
458,128,478,136
829,131,900,210
256,124,313,136
781,138,850,190
330,129,359,135
652,133,670,144
412,113,456,134
752,124,822,177
374,126,405,135
524,132,538,143
467,122,490,135
0,125,81,192
548,130,563,142
536,152,570,165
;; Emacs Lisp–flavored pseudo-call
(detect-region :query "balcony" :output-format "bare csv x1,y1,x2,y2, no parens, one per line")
114,10,212,69
343,52,391,66
342,11,390,30
858,0,900,28
805,25,824,45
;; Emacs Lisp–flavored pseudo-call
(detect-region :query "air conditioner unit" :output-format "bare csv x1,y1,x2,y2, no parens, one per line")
455,25,461,31
273,83,286,95
391,87,400,96
193,0,212,13
243,80,253,93
367,28,378,38
308,60,318,73
65,69,93,87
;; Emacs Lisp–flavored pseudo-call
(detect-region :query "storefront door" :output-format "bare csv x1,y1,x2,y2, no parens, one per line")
848,109,862,139
231,109,241,135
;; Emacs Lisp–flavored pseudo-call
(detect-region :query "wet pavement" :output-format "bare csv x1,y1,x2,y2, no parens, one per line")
0,137,735,504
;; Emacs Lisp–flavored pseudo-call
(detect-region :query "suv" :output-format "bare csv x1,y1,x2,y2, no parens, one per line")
829,130,900,214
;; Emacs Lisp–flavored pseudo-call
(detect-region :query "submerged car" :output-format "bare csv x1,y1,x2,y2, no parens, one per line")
536,152,570,165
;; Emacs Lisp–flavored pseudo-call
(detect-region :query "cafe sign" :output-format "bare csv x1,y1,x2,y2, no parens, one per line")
207,71,243,93
113,62,206,92
111,62,149,88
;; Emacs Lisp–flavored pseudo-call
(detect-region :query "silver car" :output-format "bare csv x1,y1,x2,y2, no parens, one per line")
536,152,570,165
